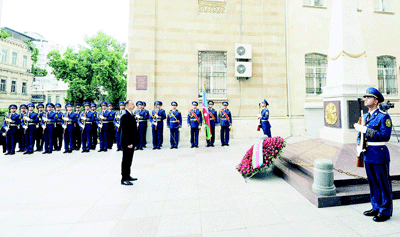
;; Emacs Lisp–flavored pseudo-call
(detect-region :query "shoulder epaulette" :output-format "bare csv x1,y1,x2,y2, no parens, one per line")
379,109,387,114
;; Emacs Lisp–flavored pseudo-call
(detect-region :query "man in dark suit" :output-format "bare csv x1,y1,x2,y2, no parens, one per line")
120,100,140,185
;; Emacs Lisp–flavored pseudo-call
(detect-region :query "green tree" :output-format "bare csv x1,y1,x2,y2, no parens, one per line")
26,41,48,77
0,29,10,39
47,31,127,104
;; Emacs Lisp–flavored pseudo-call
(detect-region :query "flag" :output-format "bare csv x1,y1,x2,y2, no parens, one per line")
202,84,212,140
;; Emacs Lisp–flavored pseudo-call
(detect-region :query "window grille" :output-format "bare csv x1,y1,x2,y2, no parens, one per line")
1,49,7,63
378,56,397,95
0,79,6,92
12,52,17,66
198,51,227,98
11,81,16,93
23,55,28,68
305,53,327,95
22,82,27,94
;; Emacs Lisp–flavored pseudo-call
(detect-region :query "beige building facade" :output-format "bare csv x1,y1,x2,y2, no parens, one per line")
0,28,34,109
128,0,400,141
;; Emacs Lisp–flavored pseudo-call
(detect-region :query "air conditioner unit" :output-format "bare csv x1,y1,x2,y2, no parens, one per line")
235,61,252,78
235,43,252,59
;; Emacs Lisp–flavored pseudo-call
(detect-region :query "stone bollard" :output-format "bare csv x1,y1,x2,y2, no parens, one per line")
312,159,336,196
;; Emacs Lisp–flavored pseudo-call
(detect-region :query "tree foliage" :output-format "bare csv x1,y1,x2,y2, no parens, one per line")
0,29,10,39
47,32,127,104
26,41,48,77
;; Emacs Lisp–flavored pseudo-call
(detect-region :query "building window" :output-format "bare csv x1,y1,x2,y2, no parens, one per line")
12,52,17,66
198,51,227,98
23,55,28,68
56,95,60,104
22,82,27,94
0,79,6,92
11,81,16,93
303,0,324,7
375,0,391,12
377,56,397,95
47,95,52,104
1,49,7,63
305,53,327,95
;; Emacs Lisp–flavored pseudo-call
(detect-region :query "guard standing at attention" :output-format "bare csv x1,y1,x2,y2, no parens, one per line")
35,104,45,152
79,102,95,153
2,104,21,155
167,101,182,149
134,101,149,150
73,104,82,150
354,87,393,222
142,101,149,148
150,101,166,150
97,102,113,152
188,101,202,148
91,103,98,150
53,103,63,151
218,101,232,146
21,103,39,155
61,103,76,153
17,104,27,152
207,101,217,147
41,103,57,154
259,99,271,138
114,101,125,151
107,103,116,150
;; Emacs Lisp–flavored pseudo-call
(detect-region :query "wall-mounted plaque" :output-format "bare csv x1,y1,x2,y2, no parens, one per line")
324,101,341,128
136,75,147,90
348,100,368,129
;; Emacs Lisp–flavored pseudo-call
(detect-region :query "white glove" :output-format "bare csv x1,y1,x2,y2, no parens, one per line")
43,117,48,122
80,124,84,129
62,124,67,129
354,123,367,133
4,127,9,132
42,125,46,129
26,117,31,121
98,124,103,128
135,114,140,119
6,118,12,122
116,124,120,128
23,125,27,130
229,126,232,129
2,133,6,136
64,117,69,121
100,115,104,120
198,126,201,129
154,114,159,118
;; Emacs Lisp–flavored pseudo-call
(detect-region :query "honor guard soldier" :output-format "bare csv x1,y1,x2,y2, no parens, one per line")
21,103,39,155
354,88,393,222
207,101,217,147
142,101,149,148
107,103,116,149
53,103,63,151
73,104,82,150
17,104,27,152
188,101,202,148
91,103,98,150
41,103,57,154
114,101,125,151
97,102,112,152
150,101,166,150
35,104,45,151
2,104,21,155
218,101,232,146
79,102,95,152
61,103,76,153
259,99,271,138
134,101,149,150
167,101,182,149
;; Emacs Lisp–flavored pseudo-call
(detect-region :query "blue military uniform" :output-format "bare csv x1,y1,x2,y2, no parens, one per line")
79,102,95,152
61,103,76,153
53,103,63,151
357,88,393,220
97,102,114,151
167,101,182,149
2,104,20,155
150,101,166,149
91,103,98,150
207,100,217,147
107,103,115,149
41,103,57,154
35,104,45,151
188,101,202,148
135,101,150,150
21,103,39,154
17,104,27,152
73,104,82,150
142,102,149,147
260,99,271,138
218,101,232,146
114,101,125,151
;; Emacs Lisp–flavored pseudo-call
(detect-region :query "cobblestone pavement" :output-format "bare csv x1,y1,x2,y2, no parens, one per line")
0,138,399,237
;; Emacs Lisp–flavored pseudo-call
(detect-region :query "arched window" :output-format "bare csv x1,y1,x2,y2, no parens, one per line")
305,53,327,95
377,56,397,95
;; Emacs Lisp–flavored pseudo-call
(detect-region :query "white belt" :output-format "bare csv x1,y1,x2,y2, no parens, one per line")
367,142,386,146
261,120,269,122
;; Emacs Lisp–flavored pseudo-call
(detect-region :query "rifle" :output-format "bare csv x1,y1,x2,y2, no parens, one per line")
23,111,30,134
98,111,104,132
152,109,158,130
42,112,48,134
356,98,366,168
116,111,122,132
4,113,10,136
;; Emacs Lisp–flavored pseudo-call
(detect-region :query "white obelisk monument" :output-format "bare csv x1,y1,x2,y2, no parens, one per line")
319,0,371,144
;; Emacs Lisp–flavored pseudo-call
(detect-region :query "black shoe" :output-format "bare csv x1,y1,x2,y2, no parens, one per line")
127,177,138,181
373,213,390,222
63,151,69,153
10,152,15,155
68,150,73,153
42,151,48,154
5,152,10,155
121,180,133,185
48,151,52,154
28,152,34,155
211,144,215,147
191,145,194,148
226,144,229,146
17,150,24,152
157,147,161,150
195,145,199,148
364,209,379,217
139,147,143,150
23,151,29,155
81,150,86,153
98,149,103,152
